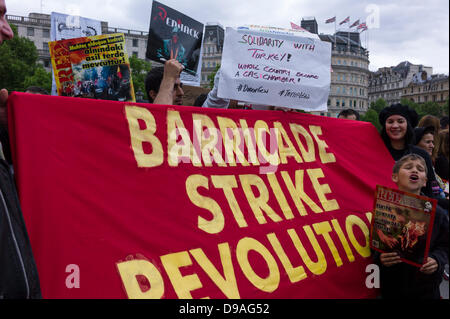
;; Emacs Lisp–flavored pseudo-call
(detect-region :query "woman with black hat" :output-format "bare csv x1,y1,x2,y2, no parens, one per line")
379,104,437,198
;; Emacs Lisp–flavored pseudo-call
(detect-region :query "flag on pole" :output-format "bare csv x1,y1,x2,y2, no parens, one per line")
325,16,336,23
350,19,360,28
290,21,306,31
339,16,350,25
359,25,368,33
357,22,367,29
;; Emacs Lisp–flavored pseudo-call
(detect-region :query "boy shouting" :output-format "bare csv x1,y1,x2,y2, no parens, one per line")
376,154,448,299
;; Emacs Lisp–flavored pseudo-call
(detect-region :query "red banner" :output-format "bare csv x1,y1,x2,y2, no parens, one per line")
8,93,396,299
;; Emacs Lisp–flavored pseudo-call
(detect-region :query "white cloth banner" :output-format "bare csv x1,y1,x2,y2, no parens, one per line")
218,27,331,111
50,12,102,96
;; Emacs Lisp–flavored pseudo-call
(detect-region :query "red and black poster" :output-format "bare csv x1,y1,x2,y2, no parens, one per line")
370,186,436,267
146,1,204,76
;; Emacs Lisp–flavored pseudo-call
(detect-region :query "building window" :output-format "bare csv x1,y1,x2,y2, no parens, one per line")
327,99,331,106
342,100,346,107
336,87,340,94
27,27,34,36
338,60,341,65
43,42,49,51
343,74,346,81
441,94,444,101
336,99,340,107
343,60,347,65
43,29,50,38
342,87,346,94
44,59,50,68
132,39,138,47
350,87,353,95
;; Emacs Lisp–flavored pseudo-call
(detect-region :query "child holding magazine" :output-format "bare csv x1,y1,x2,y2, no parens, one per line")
375,154,448,299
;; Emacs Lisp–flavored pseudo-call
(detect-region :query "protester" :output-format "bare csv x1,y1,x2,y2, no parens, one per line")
374,154,449,299
379,103,437,197
25,86,49,95
144,59,184,105
417,114,441,161
414,126,448,201
0,0,42,299
337,109,360,120
435,129,449,182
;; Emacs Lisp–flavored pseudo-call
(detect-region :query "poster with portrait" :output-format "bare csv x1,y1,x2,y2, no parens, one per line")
146,0,204,80
370,185,436,267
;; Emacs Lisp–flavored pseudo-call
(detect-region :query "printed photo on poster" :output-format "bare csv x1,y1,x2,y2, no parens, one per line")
370,185,436,267
146,1,204,76
49,33,135,103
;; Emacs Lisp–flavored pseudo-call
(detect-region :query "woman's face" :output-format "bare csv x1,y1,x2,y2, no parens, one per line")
418,132,434,156
385,115,408,141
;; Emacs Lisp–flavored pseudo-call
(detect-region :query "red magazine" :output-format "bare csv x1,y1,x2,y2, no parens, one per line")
369,185,436,267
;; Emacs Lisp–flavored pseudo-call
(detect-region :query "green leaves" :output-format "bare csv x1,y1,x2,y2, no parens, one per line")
0,24,48,92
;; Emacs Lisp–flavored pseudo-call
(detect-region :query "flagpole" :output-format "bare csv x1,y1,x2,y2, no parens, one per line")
334,17,336,50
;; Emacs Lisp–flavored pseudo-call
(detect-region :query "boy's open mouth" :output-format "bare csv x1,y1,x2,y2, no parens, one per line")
409,174,419,182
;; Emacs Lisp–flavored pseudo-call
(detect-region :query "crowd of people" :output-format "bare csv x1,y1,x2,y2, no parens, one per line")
0,0,448,299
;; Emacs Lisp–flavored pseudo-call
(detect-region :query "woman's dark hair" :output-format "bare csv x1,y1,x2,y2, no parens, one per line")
379,104,418,148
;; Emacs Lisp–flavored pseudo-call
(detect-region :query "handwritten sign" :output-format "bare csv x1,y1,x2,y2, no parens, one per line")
218,27,331,111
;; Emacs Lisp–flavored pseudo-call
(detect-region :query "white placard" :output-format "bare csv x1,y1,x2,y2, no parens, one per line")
218,27,331,111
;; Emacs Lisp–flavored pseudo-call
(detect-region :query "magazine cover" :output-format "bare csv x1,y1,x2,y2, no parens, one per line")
370,185,436,267
146,1,204,76
50,12,103,96
49,33,135,102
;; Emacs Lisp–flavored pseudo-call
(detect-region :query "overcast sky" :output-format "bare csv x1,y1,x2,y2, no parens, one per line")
7,0,449,73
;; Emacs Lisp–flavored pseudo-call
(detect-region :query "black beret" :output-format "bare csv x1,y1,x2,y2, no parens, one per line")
414,126,435,145
379,103,419,128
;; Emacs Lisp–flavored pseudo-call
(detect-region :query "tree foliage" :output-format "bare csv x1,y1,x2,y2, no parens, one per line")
129,55,152,97
207,64,221,89
23,65,52,93
0,24,40,92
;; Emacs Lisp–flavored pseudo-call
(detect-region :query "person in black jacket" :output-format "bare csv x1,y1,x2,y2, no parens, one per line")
0,0,41,298
379,104,438,198
375,154,448,299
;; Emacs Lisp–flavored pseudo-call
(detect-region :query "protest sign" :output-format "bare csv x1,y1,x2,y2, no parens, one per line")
49,33,136,102
50,12,102,96
370,186,436,267
146,0,204,83
218,27,331,111
9,93,396,298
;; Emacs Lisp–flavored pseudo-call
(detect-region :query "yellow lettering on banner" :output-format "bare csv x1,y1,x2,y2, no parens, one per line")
254,120,279,166
239,174,283,225
116,259,164,299
217,116,249,167
309,125,336,164
211,175,248,228
167,110,200,167
125,106,163,167
186,175,224,234
160,251,203,299
273,122,303,164
289,123,316,162
331,219,355,262
193,114,226,167
190,243,240,299
313,221,343,267
267,233,307,283
239,119,260,165
365,212,373,223
266,173,294,220
307,168,340,212
236,237,280,293
281,170,323,216
346,215,371,258
288,227,327,275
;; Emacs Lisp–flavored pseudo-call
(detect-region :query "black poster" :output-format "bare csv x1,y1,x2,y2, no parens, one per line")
147,1,204,76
